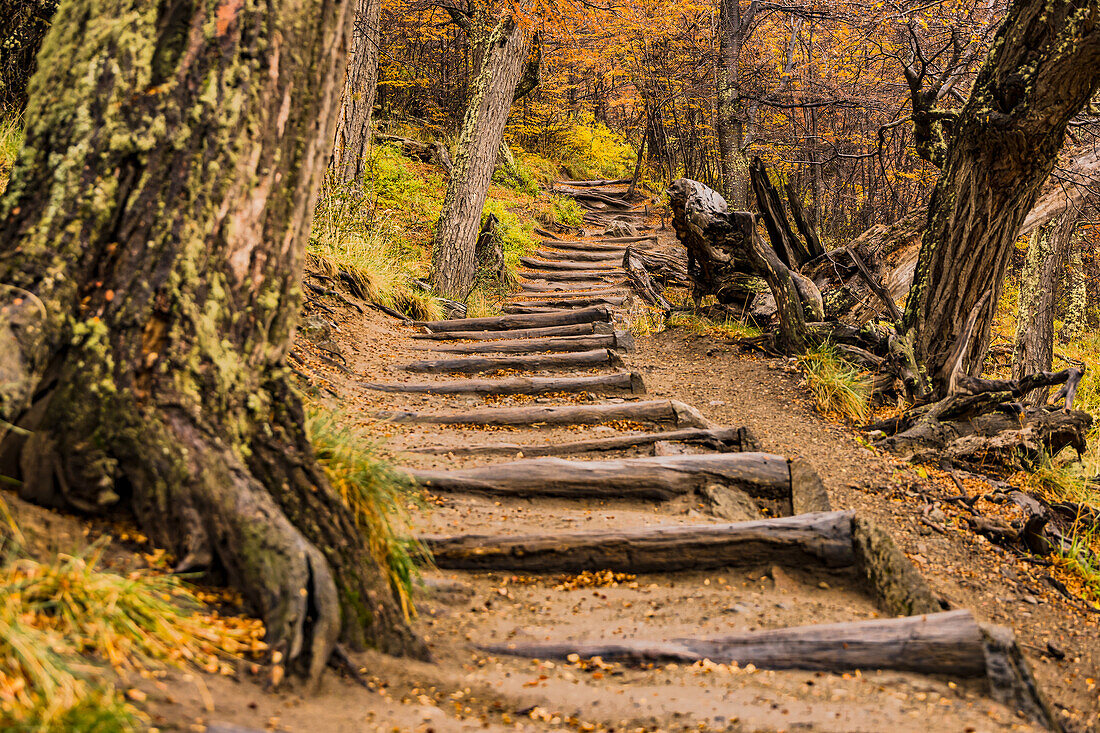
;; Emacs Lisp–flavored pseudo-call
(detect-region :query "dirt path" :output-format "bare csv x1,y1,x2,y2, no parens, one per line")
144,184,1099,732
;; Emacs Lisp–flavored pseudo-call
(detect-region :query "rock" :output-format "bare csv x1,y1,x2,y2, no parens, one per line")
928,507,947,525
604,221,638,237
699,482,760,522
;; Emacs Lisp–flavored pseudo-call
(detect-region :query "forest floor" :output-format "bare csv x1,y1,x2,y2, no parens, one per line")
5,189,1100,732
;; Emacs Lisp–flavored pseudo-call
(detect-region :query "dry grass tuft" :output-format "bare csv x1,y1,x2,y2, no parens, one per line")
798,342,872,424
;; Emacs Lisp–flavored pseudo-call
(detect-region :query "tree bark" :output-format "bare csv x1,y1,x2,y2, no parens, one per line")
1012,214,1076,405
715,0,757,208
902,0,1100,396
430,15,530,299
331,0,383,181
0,0,423,677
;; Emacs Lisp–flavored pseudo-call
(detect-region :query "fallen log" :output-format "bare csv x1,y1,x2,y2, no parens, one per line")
501,305,605,315
360,371,645,396
519,257,621,272
414,306,611,332
376,399,711,428
407,452,793,503
409,322,611,341
517,269,623,282
407,425,754,457
424,511,857,572
409,332,634,354
477,608,1058,730
534,249,624,262
400,348,624,374
554,188,633,209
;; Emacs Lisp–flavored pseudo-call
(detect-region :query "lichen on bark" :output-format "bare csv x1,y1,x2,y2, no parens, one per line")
0,0,425,676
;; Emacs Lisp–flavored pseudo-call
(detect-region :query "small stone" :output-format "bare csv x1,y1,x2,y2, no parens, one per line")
1022,594,1038,605
708,400,726,406
928,508,947,524
818,581,830,590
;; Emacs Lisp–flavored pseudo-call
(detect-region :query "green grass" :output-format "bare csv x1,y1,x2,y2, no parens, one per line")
797,342,872,423
550,194,584,228
0,115,24,194
666,312,762,340
309,172,444,321
305,408,428,620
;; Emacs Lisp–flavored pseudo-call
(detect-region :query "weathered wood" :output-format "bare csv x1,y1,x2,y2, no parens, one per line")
506,295,626,309
553,178,631,187
478,610,1058,729
750,157,810,268
409,332,633,354
414,306,611,332
534,248,623,262
783,179,826,259
517,269,623,282
519,257,622,272
361,371,645,396
480,609,973,675
408,452,793,503
408,426,753,457
410,323,610,341
400,348,623,374
502,304,607,315
624,246,673,310
554,188,633,209
376,399,711,428
424,511,857,572
519,281,627,293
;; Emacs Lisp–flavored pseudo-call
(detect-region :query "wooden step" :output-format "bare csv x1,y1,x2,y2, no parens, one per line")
360,371,645,396
534,248,623,262
519,257,621,272
408,452,796,505
425,511,857,572
516,269,622,281
399,348,623,374
409,322,612,341
504,295,625,309
407,425,755,457
409,331,634,354
476,610,1058,730
376,399,711,428
414,306,611,333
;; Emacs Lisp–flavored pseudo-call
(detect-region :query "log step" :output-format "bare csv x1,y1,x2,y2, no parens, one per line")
376,399,711,428
399,348,623,374
407,425,756,457
409,322,613,341
409,331,634,354
518,281,627,294
361,371,646,396
517,269,622,282
407,452,796,504
414,306,611,333
476,610,1057,729
502,304,617,315
519,257,621,272
534,249,623,262
425,510,856,572
504,295,625,309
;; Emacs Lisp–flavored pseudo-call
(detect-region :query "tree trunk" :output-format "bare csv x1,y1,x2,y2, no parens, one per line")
1060,246,1086,343
430,15,530,299
714,0,756,208
0,0,424,677
331,0,383,181
1012,214,1076,405
902,0,1100,396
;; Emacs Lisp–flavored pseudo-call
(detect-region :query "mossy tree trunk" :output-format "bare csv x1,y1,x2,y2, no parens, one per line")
0,0,425,677
1012,214,1076,405
1060,247,1086,343
430,15,530,300
902,0,1100,397
331,0,383,181
714,0,757,209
